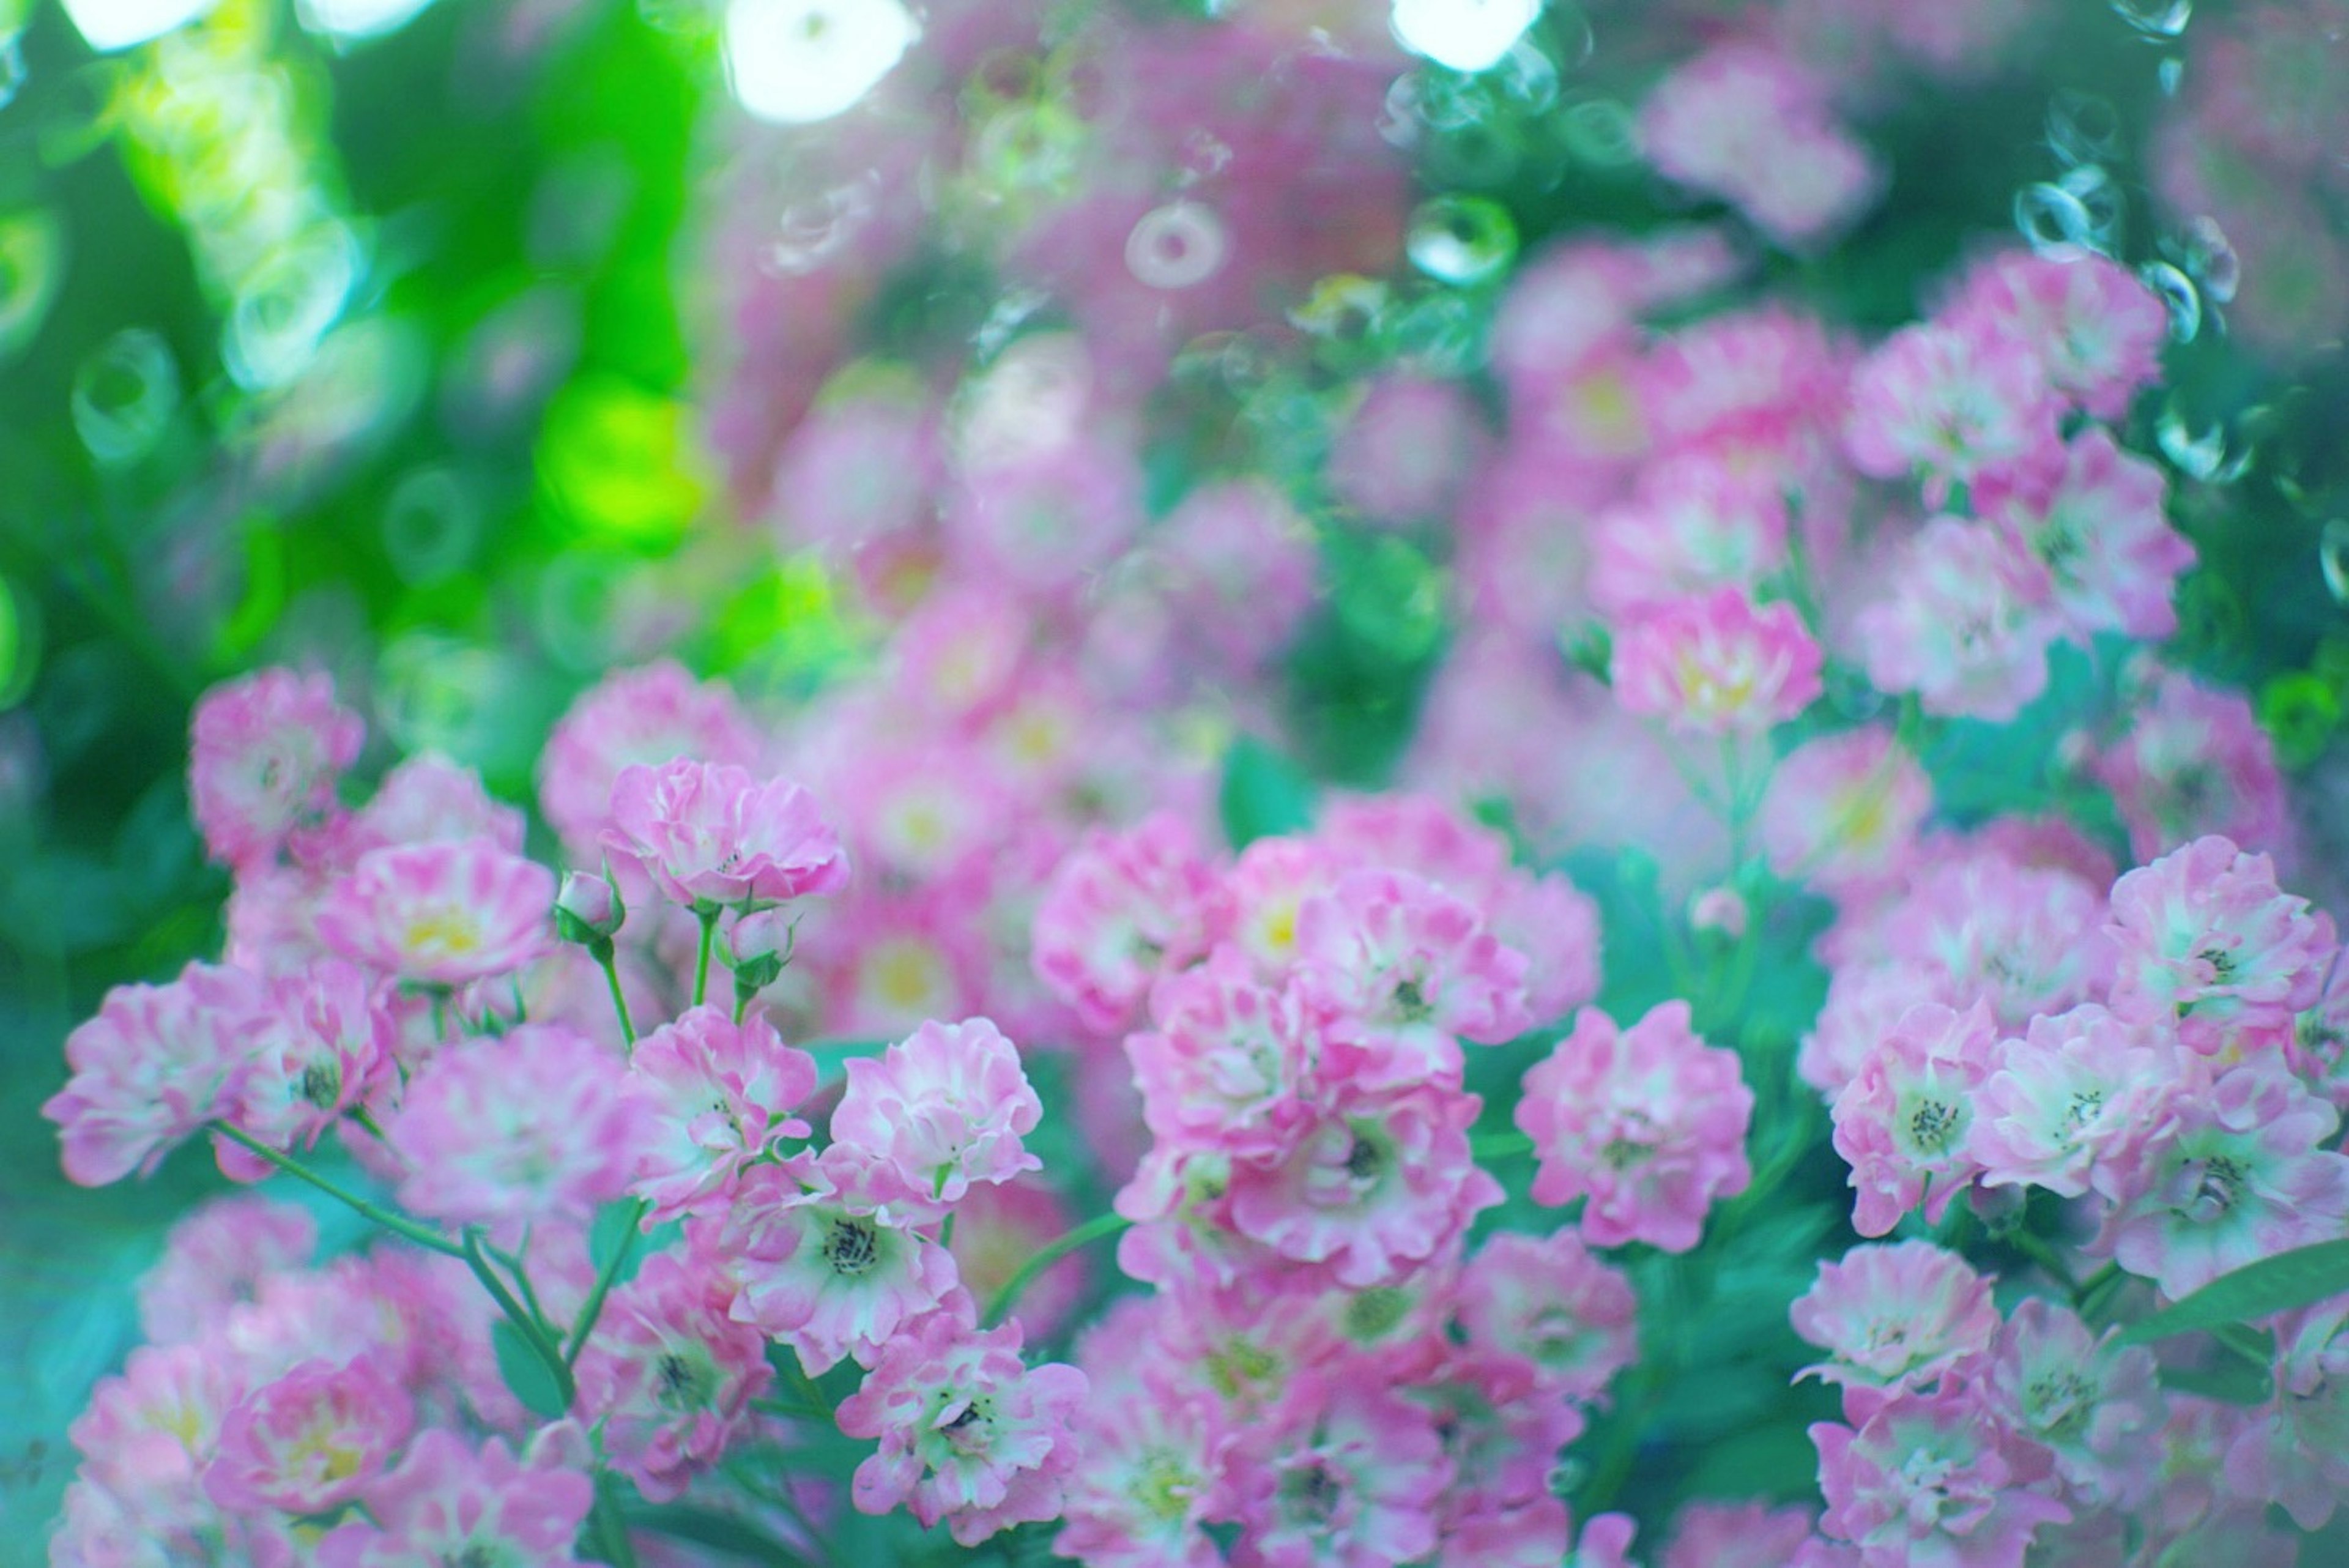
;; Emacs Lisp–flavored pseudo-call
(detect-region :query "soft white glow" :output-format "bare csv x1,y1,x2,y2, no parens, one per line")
295,0,438,45
1124,202,1229,291
724,0,918,126
1390,0,1542,75
60,0,218,53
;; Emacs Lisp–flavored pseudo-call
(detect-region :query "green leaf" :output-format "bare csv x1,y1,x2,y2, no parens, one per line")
1219,734,1316,850
2157,1358,2274,1406
491,1318,570,1420
627,1504,818,1566
2115,1239,2349,1347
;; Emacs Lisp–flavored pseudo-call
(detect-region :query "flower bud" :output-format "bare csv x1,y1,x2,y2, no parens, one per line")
728,907,796,994
1688,885,1748,940
555,870,625,948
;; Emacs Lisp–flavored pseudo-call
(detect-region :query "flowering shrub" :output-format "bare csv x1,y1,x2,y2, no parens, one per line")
13,0,2349,1564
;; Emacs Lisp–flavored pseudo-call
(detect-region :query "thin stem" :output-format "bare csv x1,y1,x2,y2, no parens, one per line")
790,1361,835,1418
349,1105,387,1142
598,948,638,1049
462,1230,576,1410
566,1198,652,1368
1469,1130,1534,1161
692,910,719,1009
210,1125,462,1258
2078,1261,2127,1322
982,1213,1131,1328
592,1473,641,1568
2008,1229,2082,1298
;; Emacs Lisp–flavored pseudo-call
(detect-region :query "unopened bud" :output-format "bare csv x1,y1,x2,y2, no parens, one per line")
1688,885,1747,940
729,907,796,994
555,870,624,948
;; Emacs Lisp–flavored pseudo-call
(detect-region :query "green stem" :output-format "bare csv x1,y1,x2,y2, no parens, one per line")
2078,1261,2127,1322
598,947,638,1048
2009,1230,2082,1298
210,1125,462,1258
692,909,719,1009
1469,1130,1534,1161
462,1230,575,1410
566,1198,651,1367
982,1213,1130,1328
592,1473,641,1568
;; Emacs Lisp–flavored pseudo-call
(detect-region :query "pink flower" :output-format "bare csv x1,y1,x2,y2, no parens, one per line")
1328,374,1486,527
829,1016,1044,1221
1980,429,2191,642
44,962,269,1187
135,1195,317,1345
1032,811,1230,1034
1293,868,1534,1089
1843,324,2061,502
1150,478,1321,677
946,433,1145,593
1800,960,1954,1099
1128,945,1315,1158
602,759,849,912
2100,1062,2349,1298
626,1004,819,1223
67,1342,239,1529
1984,1299,2162,1508
1663,1501,1820,1568
2105,835,2332,1056
1610,587,1824,735
1226,1082,1501,1290
1831,1000,1998,1237
1232,1374,1451,1568
316,837,557,986
1516,1001,1754,1252
203,1354,414,1515
2090,663,2293,866
1854,518,2058,723
1759,727,1932,897
837,1310,1089,1547
1639,43,1882,249
1972,1006,2173,1201
218,960,394,1176
387,1024,640,1230
2224,1299,2349,1529
1791,1241,2002,1421
1811,1388,2069,1568
1877,848,2112,1028
188,667,364,871
1053,1365,1234,1568
1454,1230,1640,1403
1947,249,2169,422
314,1430,594,1568
1588,459,1791,620
336,752,526,861
536,661,762,861
720,1157,960,1375
574,1246,772,1501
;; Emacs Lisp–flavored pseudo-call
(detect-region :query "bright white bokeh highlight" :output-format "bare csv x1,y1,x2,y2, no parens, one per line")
724,0,919,126
295,0,439,45
1390,0,1543,74
61,0,218,53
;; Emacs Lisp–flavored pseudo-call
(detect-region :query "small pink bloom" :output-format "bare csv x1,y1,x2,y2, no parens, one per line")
1831,1000,1998,1237
1663,1501,1820,1568
1328,374,1486,527
1610,587,1824,735
44,963,269,1187
837,1310,1089,1547
603,759,849,912
1759,727,1932,897
1053,1363,1234,1568
1980,429,2191,642
1232,1374,1451,1568
1791,1241,2002,1421
1590,459,1792,621
337,752,526,861
1515,1000,1754,1252
314,1430,594,1568
135,1195,317,1345
1854,518,2058,723
2224,1299,2349,1530
2090,662,2293,867
1640,43,1882,249
626,1004,819,1223
536,661,762,861
1129,945,1315,1158
2105,835,2331,1056
1984,1298,2162,1508
204,1354,413,1515
1844,324,2061,502
1226,1082,1501,1290
574,1246,773,1501
1032,811,1230,1034
2101,1062,2349,1298
188,667,364,871
1948,249,2169,422
1812,1388,2069,1568
1293,867,1533,1089
1454,1230,1639,1403
218,959,395,1177
387,1023,640,1230
720,1156,961,1376
1972,1006,2173,1200
316,837,557,986
829,1016,1044,1221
